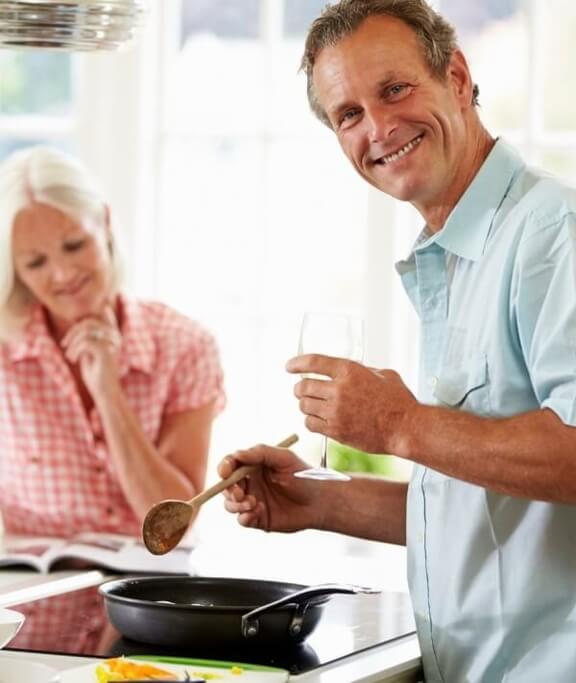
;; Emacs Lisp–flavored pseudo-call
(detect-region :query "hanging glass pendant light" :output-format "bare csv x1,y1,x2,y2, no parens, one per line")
0,0,147,51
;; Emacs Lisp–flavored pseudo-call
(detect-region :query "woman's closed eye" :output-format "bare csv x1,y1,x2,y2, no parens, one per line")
62,237,87,253
63,238,87,253
25,255,46,270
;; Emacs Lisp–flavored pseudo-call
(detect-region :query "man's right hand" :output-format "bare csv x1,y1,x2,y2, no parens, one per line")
218,444,324,533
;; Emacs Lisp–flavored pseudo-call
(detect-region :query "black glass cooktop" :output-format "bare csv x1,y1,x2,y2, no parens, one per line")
7,582,415,675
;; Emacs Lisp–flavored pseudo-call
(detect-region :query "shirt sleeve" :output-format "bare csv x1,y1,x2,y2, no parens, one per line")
164,327,225,417
513,211,576,425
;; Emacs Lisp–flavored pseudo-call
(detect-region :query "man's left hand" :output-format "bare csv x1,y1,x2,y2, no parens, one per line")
286,354,417,456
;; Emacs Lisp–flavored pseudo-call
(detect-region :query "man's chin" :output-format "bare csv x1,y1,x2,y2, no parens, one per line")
376,183,421,203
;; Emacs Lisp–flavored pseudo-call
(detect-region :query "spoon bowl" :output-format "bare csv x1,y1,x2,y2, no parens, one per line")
141,499,197,556
142,434,298,555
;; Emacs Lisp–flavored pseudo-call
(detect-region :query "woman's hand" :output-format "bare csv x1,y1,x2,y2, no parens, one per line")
218,444,326,533
61,305,122,397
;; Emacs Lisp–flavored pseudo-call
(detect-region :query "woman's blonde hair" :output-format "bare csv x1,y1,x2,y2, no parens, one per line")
0,145,124,340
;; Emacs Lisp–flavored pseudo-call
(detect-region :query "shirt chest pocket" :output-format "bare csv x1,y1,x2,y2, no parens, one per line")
433,353,491,414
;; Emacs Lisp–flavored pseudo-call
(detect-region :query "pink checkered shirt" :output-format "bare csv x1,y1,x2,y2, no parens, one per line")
0,295,225,537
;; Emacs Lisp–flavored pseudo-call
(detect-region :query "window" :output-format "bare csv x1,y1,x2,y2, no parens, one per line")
0,50,74,157
144,0,369,462
181,0,259,40
440,0,576,181
283,0,328,36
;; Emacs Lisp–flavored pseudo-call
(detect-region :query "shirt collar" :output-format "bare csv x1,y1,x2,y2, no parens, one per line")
8,305,57,361
422,138,525,261
116,294,155,376
8,294,155,376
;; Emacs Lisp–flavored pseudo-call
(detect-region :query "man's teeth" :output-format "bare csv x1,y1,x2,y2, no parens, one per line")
380,135,423,165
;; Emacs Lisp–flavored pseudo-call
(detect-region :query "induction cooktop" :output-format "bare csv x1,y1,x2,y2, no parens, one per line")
7,583,415,675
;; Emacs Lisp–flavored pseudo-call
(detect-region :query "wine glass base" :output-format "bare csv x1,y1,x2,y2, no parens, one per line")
294,467,351,481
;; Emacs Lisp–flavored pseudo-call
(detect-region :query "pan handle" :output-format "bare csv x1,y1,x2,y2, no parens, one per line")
241,583,380,639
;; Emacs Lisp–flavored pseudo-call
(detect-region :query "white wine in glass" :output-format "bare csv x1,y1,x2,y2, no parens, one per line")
294,311,364,481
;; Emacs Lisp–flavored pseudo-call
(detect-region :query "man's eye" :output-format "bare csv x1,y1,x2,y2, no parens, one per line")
386,84,412,101
339,109,361,128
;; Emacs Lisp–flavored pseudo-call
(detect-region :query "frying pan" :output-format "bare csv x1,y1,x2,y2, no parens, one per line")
99,576,376,648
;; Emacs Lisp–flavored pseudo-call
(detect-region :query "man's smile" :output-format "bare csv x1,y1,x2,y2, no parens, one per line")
374,133,424,166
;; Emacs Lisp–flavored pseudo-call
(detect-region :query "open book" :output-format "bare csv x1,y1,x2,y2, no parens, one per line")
0,532,194,574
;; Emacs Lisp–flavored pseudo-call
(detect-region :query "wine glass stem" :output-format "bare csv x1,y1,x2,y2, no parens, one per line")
320,435,328,469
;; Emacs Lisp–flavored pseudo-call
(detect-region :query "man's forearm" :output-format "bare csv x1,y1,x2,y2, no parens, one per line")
319,477,408,545
396,405,576,503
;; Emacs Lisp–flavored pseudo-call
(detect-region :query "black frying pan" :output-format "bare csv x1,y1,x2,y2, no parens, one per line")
99,576,376,648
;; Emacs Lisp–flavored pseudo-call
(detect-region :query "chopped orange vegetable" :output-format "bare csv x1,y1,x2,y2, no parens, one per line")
97,657,178,680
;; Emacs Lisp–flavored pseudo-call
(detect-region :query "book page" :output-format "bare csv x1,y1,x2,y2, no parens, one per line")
48,533,194,574
1,537,68,572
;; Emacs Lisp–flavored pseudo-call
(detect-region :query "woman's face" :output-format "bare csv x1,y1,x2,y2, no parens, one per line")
11,201,115,331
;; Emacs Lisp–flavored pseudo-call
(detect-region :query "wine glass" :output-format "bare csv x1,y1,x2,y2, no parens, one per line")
294,311,364,481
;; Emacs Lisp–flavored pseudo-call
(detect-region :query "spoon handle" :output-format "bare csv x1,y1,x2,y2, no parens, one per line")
190,433,298,507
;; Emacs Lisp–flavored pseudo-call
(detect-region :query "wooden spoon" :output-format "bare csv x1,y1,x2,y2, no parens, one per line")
142,434,299,555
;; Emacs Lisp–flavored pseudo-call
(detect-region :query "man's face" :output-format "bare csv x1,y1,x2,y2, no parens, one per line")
312,15,472,209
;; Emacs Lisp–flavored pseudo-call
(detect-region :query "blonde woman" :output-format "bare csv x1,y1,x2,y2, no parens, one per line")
0,146,224,537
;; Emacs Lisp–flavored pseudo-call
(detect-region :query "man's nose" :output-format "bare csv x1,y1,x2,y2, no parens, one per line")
365,106,397,143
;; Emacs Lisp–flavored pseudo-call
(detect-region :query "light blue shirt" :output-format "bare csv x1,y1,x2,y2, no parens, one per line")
396,139,576,682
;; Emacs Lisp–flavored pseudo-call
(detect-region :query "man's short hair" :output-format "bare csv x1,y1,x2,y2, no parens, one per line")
301,0,480,127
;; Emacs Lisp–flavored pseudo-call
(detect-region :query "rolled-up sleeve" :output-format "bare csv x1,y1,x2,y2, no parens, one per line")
164,327,226,417
513,212,576,425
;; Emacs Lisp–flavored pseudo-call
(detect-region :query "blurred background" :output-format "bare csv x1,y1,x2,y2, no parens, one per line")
1,0,574,586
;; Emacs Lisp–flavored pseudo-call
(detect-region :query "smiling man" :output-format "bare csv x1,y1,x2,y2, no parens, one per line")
220,2,576,681
310,11,492,229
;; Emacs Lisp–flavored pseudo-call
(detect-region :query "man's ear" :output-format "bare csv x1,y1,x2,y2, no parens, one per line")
448,49,474,108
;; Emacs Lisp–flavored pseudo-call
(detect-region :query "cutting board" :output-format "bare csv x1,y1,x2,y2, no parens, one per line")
55,656,289,682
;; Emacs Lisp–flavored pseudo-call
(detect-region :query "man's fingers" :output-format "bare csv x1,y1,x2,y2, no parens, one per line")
217,455,238,479
304,414,330,435
294,377,332,399
221,482,245,500
286,354,347,378
299,397,327,421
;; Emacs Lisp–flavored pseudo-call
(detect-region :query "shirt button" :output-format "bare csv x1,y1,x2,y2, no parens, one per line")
93,465,105,475
106,507,114,516
428,376,438,388
417,532,424,543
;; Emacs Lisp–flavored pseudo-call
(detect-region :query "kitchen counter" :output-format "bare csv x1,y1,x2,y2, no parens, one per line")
0,534,423,682
0,633,422,682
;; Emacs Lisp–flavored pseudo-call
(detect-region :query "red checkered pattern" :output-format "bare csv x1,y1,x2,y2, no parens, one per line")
0,295,225,537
